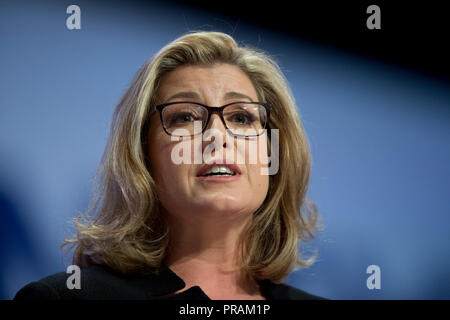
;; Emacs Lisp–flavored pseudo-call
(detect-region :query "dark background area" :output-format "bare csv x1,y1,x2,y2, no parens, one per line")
170,0,449,83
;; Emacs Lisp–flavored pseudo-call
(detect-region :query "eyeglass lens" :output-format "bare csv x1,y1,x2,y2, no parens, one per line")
161,103,267,136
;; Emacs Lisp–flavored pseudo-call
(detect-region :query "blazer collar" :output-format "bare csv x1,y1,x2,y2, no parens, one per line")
122,262,188,297
113,262,275,300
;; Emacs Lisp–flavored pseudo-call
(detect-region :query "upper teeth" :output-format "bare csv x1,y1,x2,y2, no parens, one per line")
203,166,235,175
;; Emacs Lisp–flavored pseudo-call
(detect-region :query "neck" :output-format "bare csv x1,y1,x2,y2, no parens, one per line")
163,210,261,298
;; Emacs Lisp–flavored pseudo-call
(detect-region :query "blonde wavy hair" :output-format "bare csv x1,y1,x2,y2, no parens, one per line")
63,31,319,283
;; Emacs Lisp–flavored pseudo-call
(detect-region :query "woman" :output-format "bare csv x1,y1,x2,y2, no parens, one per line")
15,31,321,300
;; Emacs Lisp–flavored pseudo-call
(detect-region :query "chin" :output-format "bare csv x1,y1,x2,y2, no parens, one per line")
193,199,255,217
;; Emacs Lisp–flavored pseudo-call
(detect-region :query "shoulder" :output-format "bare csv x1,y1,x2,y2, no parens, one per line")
14,264,147,300
260,280,326,300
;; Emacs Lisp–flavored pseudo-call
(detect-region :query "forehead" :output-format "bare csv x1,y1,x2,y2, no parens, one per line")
156,63,258,102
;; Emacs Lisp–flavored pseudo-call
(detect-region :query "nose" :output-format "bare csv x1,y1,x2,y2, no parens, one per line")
202,113,229,150
206,113,227,133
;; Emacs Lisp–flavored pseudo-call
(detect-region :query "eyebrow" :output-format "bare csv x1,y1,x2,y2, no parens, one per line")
224,91,254,102
164,91,254,103
165,91,200,102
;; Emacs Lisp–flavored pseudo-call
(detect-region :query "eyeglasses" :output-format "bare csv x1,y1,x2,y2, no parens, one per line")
155,101,271,137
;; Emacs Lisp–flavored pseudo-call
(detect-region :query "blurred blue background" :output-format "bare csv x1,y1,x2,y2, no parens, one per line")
1,0,449,300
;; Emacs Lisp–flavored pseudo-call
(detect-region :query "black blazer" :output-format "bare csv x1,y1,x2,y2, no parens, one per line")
14,263,324,300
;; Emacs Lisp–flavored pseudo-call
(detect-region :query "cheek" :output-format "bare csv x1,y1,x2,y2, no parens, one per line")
233,134,269,165
249,166,269,192
148,138,193,198
148,133,174,187
243,134,269,167
246,135,269,195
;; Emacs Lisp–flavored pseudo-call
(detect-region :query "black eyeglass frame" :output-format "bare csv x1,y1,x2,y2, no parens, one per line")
155,101,271,137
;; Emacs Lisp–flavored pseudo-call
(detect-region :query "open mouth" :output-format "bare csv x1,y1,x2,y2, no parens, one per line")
196,163,241,179
200,166,236,177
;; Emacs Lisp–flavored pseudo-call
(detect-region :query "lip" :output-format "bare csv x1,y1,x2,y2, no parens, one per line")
196,174,241,183
196,161,242,183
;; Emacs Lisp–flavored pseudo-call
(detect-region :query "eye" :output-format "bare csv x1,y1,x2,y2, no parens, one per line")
167,109,203,126
227,111,256,125
173,112,195,124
